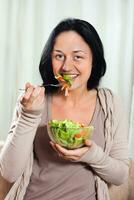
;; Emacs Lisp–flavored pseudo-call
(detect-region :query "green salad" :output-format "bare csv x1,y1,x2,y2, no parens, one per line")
62,74,73,86
48,119,94,149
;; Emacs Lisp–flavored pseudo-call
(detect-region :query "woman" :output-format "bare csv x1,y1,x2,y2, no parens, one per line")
0,18,129,200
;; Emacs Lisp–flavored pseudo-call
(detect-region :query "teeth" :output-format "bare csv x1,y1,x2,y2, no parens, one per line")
69,75,78,78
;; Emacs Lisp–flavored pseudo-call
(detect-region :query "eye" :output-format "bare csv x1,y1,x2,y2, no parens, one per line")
55,54,65,61
74,55,83,60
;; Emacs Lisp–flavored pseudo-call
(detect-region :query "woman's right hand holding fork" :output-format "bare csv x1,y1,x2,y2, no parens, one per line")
20,82,45,112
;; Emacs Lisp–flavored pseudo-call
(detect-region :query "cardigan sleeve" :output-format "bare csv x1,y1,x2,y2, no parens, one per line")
79,92,129,186
0,94,44,183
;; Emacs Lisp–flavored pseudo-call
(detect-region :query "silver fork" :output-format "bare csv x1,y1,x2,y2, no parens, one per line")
43,84,61,87
19,84,61,91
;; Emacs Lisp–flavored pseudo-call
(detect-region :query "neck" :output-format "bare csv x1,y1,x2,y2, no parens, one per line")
58,86,92,107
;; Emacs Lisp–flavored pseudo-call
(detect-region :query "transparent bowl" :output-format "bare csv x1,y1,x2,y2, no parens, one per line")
47,120,94,149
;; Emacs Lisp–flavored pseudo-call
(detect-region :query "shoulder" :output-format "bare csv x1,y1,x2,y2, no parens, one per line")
97,87,114,110
97,88,128,135
97,87,121,103
97,87,123,115
97,87,114,99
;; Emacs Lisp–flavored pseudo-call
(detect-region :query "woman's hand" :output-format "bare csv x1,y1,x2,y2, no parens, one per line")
50,140,92,161
20,82,45,111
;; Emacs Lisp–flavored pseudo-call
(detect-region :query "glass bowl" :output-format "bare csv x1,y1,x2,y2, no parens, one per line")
47,119,94,149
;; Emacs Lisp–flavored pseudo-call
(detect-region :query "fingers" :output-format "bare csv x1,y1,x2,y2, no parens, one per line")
27,87,42,104
21,82,45,110
25,82,31,90
50,142,77,160
50,141,64,156
50,141,92,161
84,139,92,147
54,143,75,156
54,143,90,156
22,85,34,103
32,87,45,105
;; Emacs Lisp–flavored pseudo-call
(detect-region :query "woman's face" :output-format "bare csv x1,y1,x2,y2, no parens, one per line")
51,31,93,91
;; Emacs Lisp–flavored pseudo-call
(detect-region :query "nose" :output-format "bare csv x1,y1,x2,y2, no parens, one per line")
61,57,73,72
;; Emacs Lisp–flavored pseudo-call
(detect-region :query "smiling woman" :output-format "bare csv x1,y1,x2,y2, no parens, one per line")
0,18,129,200
51,31,93,96
39,18,106,95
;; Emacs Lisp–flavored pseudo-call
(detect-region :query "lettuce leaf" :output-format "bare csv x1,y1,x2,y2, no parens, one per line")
48,119,94,149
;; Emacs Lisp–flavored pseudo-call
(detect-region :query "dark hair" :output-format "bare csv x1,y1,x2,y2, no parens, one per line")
39,18,106,93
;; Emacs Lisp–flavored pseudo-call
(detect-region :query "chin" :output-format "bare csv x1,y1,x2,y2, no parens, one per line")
69,84,86,91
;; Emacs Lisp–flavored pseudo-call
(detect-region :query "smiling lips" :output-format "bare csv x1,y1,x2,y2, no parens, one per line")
68,74,79,79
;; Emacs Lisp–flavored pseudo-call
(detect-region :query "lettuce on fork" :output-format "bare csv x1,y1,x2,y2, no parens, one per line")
48,119,94,149
62,74,73,86
55,74,73,96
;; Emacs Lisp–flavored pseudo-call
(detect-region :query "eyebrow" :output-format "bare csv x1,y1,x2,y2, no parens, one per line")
53,50,63,53
53,49,87,54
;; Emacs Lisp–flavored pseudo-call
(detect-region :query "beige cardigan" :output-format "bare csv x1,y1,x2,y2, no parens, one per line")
0,88,129,200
